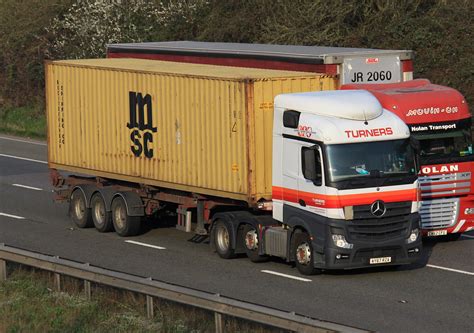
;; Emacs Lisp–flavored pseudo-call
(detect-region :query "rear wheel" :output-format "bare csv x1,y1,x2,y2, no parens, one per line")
242,224,268,262
293,232,322,276
213,220,235,259
111,196,141,237
70,189,93,228
91,193,113,232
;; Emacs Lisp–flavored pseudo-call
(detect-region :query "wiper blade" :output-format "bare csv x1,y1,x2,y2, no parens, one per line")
349,179,369,186
381,174,417,185
331,175,368,183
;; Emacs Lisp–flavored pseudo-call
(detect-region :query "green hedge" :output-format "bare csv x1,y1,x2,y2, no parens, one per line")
1,0,472,109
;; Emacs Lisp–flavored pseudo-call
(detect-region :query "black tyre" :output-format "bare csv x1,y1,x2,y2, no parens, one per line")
91,193,113,232
70,189,93,228
242,224,268,263
213,220,236,259
111,196,142,237
293,232,322,276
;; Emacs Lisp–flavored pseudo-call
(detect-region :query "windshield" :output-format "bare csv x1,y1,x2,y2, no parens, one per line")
414,130,473,164
326,139,416,189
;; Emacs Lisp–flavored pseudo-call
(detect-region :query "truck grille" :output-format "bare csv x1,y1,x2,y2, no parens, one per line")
347,202,411,242
419,172,471,199
419,197,459,229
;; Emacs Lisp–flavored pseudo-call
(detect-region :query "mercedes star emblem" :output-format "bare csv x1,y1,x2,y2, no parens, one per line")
370,200,386,217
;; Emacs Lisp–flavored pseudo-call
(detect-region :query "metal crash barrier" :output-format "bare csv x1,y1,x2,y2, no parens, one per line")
0,244,367,333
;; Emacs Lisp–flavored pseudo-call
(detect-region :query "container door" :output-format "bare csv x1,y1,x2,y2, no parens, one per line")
341,55,402,84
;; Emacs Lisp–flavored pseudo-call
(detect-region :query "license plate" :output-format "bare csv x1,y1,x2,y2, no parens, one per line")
427,230,448,236
369,256,392,264
342,55,401,84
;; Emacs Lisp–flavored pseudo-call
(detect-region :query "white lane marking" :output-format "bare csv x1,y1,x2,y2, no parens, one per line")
0,212,25,220
0,153,47,164
125,240,166,250
12,184,43,191
427,264,474,276
461,234,474,239
0,136,47,146
261,270,312,282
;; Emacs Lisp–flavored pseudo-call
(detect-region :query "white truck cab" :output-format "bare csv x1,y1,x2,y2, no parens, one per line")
264,90,422,274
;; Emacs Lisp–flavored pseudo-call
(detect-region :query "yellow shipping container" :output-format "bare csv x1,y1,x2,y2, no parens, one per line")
46,59,336,205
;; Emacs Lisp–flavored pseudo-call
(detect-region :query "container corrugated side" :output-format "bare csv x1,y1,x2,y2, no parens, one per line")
249,76,338,201
46,60,337,204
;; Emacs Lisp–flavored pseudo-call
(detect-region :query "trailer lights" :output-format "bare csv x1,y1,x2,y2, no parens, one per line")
406,228,419,244
257,201,273,211
332,234,353,249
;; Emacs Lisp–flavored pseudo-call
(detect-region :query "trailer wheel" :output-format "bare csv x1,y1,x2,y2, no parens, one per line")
213,220,235,259
242,224,268,262
293,232,322,276
111,196,141,237
70,189,93,228
91,193,113,232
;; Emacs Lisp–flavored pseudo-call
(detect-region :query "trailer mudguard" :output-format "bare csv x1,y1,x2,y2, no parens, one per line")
71,184,97,208
92,187,117,212
113,191,144,217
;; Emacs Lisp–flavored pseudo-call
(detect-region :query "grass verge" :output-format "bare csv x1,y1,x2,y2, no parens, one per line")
0,265,285,333
0,105,46,139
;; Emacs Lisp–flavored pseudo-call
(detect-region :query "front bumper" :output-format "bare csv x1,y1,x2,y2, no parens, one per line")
311,214,422,270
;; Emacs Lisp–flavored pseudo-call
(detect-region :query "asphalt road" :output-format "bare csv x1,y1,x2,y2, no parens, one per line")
1,135,473,332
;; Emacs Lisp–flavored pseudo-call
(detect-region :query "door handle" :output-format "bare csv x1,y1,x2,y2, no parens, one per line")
299,199,306,207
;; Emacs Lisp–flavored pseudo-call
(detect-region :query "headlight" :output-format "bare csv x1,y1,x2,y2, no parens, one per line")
332,234,353,249
406,228,419,244
465,208,474,215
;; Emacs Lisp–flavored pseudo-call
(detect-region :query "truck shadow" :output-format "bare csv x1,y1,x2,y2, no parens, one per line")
139,215,472,276
246,236,471,276
319,236,471,276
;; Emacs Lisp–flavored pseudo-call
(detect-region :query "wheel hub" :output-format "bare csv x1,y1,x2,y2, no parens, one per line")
245,230,258,250
94,200,105,224
296,242,311,265
114,205,126,230
74,197,85,219
216,225,230,251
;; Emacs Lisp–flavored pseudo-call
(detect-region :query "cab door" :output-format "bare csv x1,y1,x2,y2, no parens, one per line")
281,138,300,207
297,143,327,215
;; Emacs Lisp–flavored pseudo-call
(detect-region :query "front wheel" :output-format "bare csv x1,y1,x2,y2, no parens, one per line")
111,196,142,237
213,220,235,259
70,189,93,228
293,232,322,276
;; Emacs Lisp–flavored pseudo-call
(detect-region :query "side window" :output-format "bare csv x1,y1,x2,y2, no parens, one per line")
283,110,300,128
302,146,322,186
